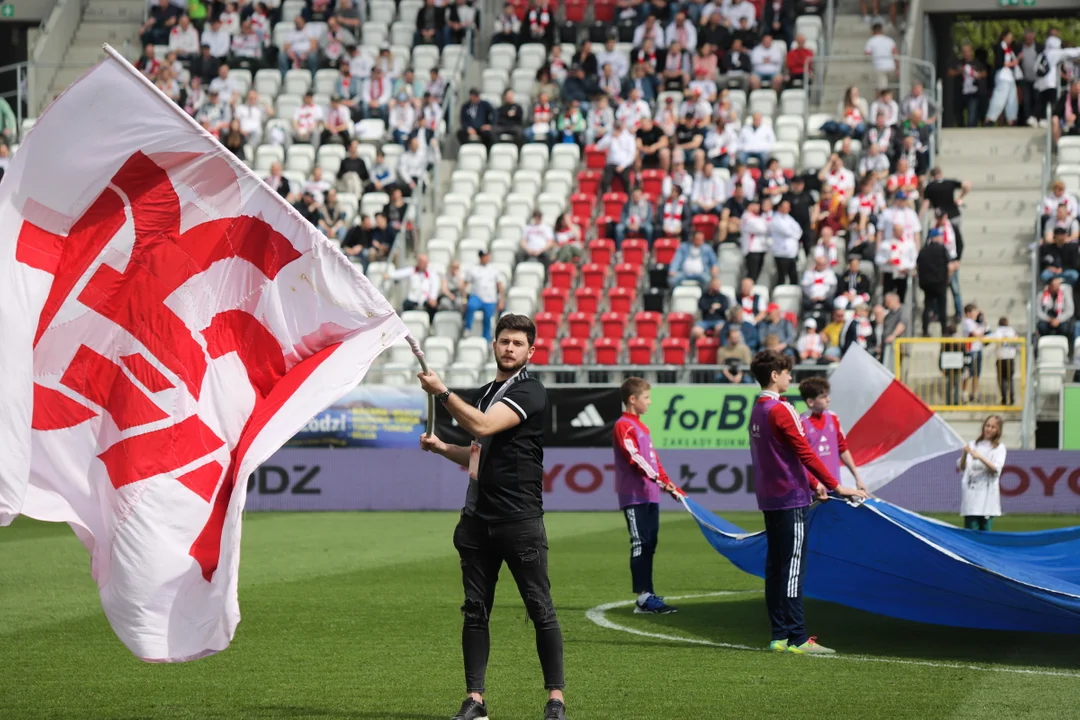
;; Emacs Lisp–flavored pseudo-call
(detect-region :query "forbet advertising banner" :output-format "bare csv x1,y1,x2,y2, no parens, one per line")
640,386,807,450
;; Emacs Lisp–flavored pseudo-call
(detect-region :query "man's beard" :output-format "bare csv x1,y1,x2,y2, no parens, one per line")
496,355,528,373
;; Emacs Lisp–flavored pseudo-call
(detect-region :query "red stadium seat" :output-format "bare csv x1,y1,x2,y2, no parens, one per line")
627,337,655,364
577,170,601,197
594,337,622,365
600,312,627,339
609,287,636,314
667,311,693,339
614,262,641,290
594,214,615,237
575,286,601,313
581,263,609,290
692,214,720,242
549,262,576,289
621,238,648,267
571,192,595,220
653,237,679,265
532,337,552,365
749,167,762,181
568,311,594,339
661,337,690,364
542,287,568,315
559,337,586,365
602,192,627,218
585,145,606,170
564,0,586,22
695,336,720,364
534,312,560,340
594,0,615,22
640,169,665,199
588,238,615,266
634,311,662,339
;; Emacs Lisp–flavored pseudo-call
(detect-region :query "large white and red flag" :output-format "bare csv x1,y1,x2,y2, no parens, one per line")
0,47,407,661
829,345,964,492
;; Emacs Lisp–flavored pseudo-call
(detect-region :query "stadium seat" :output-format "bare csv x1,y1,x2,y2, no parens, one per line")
581,263,609,290
667,312,693,339
432,311,464,339
600,312,627,339
542,287,569,315
653,238,679,265
614,262,641,290
671,286,702,314
640,169,665,199
514,261,546,291
627,337,655,364
661,337,690,365
568,312,594,339
695,336,720,364
458,144,488,173
602,192,627,218
548,262,577,289
401,311,430,343
520,143,549,173
609,287,636,314
456,337,490,368
588,238,615,266
1059,138,1080,165
507,287,538,316
535,311,560,340
490,238,518,266
577,170,601,197
575,286,602,314
594,335,623,366
584,145,606,169
488,43,517,72
532,336,553,365
634,311,663,339
447,363,479,387
692,214,720,242
773,284,802,316
422,336,456,368
551,143,581,171
571,192,596,220
559,337,586,365
622,239,648,267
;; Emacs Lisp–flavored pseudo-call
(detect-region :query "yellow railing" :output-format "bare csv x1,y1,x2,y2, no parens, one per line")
893,337,1027,412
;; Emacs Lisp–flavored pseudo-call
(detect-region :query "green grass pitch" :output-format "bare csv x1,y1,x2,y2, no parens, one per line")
2,510,1079,720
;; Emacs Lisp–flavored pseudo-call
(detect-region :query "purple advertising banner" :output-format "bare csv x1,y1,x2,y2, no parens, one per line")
246,448,1080,515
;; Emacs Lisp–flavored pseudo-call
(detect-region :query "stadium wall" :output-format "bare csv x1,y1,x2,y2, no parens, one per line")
247,448,1080,515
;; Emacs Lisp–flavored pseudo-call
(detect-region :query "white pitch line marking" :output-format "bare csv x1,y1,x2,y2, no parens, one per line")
585,592,1080,679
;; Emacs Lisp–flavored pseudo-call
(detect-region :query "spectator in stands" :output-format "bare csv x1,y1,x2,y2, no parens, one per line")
917,229,950,336
624,62,659,105
334,0,362,34
420,92,444,139
446,0,477,47
597,120,636,193
387,93,418,145
424,67,448,103
898,109,931,173
878,293,907,365
397,135,428,197
836,256,872,310
990,316,1018,405
864,111,894,158
1053,79,1080,145
738,112,775,167
717,180,748,243
634,116,669,173
869,88,900,127
168,13,200,61
724,0,757,31
222,119,246,159
740,198,769,281
1045,203,1080,244
335,67,362,120
797,319,825,364
760,158,788,206
675,113,707,170
519,210,556,270
841,302,876,356
384,187,410,237
414,0,445,48
821,86,867,140
303,166,333,205
369,213,395,263
195,88,230,137
336,140,370,195
493,89,525,146
721,38,753,87
291,92,323,144
901,82,936,124
464,250,505,341
293,190,324,226
760,304,796,357
318,188,348,241
749,34,785,91
388,254,441,321
801,254,838,320
666,10,698,53
886,156,920,200
716,325,753,384
704,117,739,170
142,0,180,47
865,22,897,90
279,16,318,76
699,13,732,59
366,149,397,193
438,260,466,313
949,43,988,128
1041,179,1080,229
615,187,655,247
736,277,766,324
265,162,291,200
585,95,615,144
820,308,845,360
786,34,814,85
458,89,495,147
525,92,556,146
322,18,356,69
319,96,351,145
1037,275,1074,350
763,0,794,47
596,36,630,83
923,167,971,245
492,3,521,46
363,67,391,121
693,44,721,84
669,230,718,287
341,215,374,266
553,214,584,263
770,199,803,286
661,185,690,240
812,225,841,269
693,277,731,340
189,44,221,85
986,30,1021,127
819,153,856,199
1039,226,1080,285
535,67,561,105
961,304,987,401
661,41,691,92
857,144,889,188
691,162,727,217
631,37,661,76
523,0,555,47
231,20,263,71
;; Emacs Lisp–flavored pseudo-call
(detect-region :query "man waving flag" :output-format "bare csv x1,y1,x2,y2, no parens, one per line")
0,46,407,662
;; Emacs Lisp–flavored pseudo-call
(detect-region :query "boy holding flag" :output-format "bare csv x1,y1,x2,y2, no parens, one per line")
798,377,869,495
748,351,867,654
613,377,682,615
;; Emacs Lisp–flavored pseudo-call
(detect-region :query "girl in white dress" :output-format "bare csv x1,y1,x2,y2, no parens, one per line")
958,415,1007,531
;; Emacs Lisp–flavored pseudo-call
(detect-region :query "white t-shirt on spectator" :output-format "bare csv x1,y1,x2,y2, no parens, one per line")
466,263,503,304
303,177,332,205
865,34,897,73
169,25,200,55
989,325,1018,360
294,103,326,135
209,76,238,105
824,167,856,197
723,1,757,29
522,222,555,253
287,26,318,58
235,102,266,136
750,44,784,77
391,266,440,305
202,26,232,58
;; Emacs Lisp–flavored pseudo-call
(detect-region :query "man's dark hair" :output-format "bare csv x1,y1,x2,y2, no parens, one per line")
750,349,793,388
620,377,650,405
495,313,536,346
799,377,830,403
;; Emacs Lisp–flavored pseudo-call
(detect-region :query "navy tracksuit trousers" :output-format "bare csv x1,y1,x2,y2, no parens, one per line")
763,505,810,646
624,502,660,594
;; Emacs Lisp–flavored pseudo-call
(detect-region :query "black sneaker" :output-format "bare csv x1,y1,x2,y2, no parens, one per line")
544,699,567,720
452,697,489,720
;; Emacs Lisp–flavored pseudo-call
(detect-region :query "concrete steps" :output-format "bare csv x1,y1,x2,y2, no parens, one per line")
74,20,141,46
945,412,1025,447
82,0,146,22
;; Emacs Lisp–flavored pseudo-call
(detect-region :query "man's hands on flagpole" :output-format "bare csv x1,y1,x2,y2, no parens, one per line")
420,432,446,453
417,369,448,396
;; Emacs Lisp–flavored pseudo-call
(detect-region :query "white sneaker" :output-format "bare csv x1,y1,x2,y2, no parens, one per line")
1027,117,1039,128
1039,119,1049,129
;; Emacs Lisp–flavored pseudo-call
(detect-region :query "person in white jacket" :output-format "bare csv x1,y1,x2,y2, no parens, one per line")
740,198,770,282
1033,36,1080,128
737,112,775,167
769,199,802,286
875,224,917,303
958,415,1007,532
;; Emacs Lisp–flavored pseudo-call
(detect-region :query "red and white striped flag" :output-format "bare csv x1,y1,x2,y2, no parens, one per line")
0,47,406,661
830,345,964,492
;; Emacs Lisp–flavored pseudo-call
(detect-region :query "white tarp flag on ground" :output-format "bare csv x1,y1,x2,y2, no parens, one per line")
0,47,407,662
829,345,965,492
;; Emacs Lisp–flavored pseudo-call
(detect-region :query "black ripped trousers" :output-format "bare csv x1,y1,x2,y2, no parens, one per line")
453,512,565,693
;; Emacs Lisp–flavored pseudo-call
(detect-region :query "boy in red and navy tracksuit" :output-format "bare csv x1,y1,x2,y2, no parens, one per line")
748,351,866,655
613,377,682,615
798,377,868,495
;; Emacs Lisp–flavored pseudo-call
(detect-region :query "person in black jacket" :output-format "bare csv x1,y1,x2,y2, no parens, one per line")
836,256,872,309
762,0,794,48
494,89,525,146
457,89,495,147
917,229,951,336
415,0,446,48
